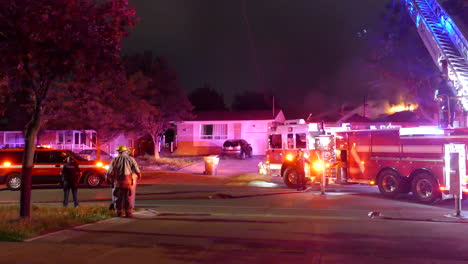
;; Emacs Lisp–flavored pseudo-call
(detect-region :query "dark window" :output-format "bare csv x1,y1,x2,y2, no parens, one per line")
201,124,213,139
67,151,87,161
296,133,307,149
287,134,294,149
0,151,23,163
91,133,97,146
50,151,68,163
81,133,86,145
35,151,51,163
269,134,282,149
58,132,64,144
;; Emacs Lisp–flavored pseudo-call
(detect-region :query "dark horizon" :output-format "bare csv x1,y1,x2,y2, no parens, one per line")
122,0,388,118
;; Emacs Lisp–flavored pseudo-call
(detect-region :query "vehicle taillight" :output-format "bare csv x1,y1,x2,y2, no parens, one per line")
3,161,11,167
96,161,104,167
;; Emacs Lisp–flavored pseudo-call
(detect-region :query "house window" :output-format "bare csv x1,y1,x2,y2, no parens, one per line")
74,132,80,144
57,131,73,144
200,124,227,139
5,132,24,147
58,131,65,144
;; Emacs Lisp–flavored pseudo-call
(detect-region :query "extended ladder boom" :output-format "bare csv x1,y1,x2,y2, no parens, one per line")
405,0,468,110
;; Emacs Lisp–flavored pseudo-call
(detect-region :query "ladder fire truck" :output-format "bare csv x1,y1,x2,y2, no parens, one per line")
335,126,468,203
330,0,468,203
261,0,468,203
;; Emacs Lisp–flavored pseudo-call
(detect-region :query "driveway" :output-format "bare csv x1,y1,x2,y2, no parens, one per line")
178,155,266,177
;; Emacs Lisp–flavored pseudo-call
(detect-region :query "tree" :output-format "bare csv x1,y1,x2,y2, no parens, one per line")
124,53,193,159
361,0,440,120
0,0,136,218
189,84,227,111
45,75,130,151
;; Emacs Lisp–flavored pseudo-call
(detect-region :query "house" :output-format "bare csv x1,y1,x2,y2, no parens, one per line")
0,129,138,156
0,130,97,152
175,110,286,156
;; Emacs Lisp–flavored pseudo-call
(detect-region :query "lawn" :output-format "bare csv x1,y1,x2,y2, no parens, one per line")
135,155,203,171
0,205,114,242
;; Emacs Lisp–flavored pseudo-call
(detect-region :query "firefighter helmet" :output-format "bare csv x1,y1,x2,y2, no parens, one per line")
116,145,127,153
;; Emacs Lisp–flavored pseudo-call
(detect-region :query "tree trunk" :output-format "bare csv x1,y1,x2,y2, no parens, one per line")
20,105,42,219
150,134,160,160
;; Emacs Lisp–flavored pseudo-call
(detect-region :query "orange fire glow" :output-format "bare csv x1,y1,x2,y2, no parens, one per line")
386,103,418,114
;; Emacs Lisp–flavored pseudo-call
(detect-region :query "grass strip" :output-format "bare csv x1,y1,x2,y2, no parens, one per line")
0,204,114,242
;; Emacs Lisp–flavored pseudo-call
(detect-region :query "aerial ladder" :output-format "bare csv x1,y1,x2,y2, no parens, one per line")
404,0,468,126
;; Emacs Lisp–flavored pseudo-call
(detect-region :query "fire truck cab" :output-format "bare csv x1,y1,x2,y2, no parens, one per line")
260,120,337,188
335,126,468,203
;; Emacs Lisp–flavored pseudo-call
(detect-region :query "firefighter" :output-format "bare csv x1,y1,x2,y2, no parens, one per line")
61,156,81,207
434,74,457,127
106,145,141,217
293,149,310,191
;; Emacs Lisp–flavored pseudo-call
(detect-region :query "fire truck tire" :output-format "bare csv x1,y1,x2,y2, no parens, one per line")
85,172,102,188
377,170,403,198
411,173,440,204
6,173,21,191
283,167,299,188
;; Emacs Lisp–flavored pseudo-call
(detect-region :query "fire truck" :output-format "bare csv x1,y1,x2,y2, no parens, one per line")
260,120,340,188
334,126,468,203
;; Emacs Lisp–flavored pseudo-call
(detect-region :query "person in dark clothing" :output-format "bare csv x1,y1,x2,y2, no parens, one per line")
61,156,81,207
294,149,310,191
434,74,457,127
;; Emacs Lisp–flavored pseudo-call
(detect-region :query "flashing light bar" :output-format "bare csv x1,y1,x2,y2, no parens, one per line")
399,126,444,136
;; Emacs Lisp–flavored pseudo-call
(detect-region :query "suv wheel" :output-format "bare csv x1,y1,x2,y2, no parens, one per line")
6,173,21,191
86,172,102,188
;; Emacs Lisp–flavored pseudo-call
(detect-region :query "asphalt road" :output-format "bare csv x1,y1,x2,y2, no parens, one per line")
2,157,468,263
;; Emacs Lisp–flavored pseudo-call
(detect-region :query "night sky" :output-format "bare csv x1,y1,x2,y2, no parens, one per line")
123,0,388,118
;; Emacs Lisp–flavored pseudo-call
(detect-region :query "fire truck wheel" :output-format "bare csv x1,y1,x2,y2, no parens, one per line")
411,173,440,204
6,173,21,191
85,172,102,188
283,167,299,188
377,170,403,198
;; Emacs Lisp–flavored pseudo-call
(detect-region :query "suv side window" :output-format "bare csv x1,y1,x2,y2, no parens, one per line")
50,151,68,163
0,151,23,163
35,151,51,163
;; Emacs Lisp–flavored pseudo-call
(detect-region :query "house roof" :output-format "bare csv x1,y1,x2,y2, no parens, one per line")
373,111,433,123
190,110,283,121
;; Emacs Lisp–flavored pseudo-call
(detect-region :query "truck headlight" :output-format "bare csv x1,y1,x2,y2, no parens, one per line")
285,153,294,161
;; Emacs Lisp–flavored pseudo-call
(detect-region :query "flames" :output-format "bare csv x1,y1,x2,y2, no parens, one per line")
386,102,418,114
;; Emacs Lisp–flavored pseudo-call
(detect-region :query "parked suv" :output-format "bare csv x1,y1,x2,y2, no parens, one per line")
0,148,109,190
221,139,252,159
